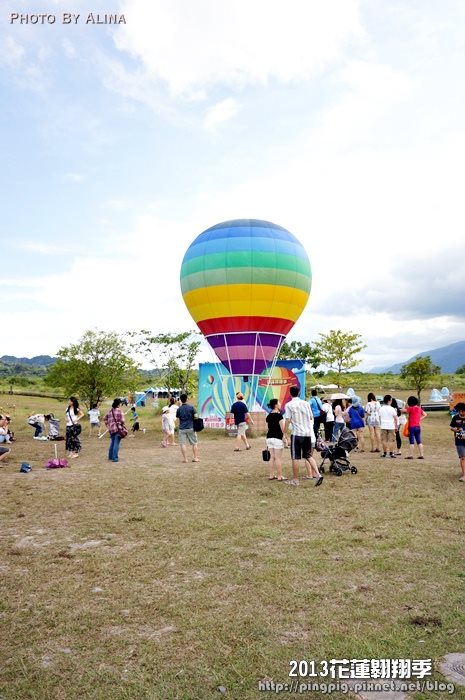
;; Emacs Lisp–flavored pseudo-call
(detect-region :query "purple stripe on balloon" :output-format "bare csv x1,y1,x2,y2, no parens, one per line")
207,333,284,376
208,333,282,348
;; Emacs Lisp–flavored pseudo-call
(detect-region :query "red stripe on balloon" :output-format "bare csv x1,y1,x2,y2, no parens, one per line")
198,316,293,335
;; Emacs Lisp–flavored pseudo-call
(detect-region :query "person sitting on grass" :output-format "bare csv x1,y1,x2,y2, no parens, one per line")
0,444,11,463
450,402,465,482
403,396,427,460
0,415,11,443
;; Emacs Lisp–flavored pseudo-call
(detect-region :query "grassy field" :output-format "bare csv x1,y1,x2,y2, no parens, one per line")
1,395,464,700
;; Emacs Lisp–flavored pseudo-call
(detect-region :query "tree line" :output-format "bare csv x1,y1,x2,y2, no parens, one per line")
41,328,443,407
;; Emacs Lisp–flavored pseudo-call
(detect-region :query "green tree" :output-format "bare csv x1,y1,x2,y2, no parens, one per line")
456,364,465,375
400,356,440,403
45,330,140,407
277,340,321,368
313,330,367,387
129,331,201,395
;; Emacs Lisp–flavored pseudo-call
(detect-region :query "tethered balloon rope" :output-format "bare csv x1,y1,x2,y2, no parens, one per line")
256,335,285,411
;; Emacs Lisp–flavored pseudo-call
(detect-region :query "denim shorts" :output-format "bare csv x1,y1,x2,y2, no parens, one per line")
456,443,465,458
409,426,422,445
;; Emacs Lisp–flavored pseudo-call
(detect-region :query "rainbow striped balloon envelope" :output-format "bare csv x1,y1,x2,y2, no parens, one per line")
180,219,312,376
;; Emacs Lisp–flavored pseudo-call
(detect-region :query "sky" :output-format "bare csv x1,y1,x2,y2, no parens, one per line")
2,0,465,371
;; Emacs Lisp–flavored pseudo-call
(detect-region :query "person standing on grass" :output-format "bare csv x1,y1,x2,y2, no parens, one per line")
347,397,365,451
320,398,334,443
265,399,288,481
390,398,403,456
332,400,345,442
87,404,101,437
365,392,382,453
165,397,179,446
404,395,426,459
378,395,398,458
176,394,199,463
104,398,126,463
450,402,465,481
230,392,253,452
130,406,140,434
309,389,324,437
283,385,323,487
65,397,83,459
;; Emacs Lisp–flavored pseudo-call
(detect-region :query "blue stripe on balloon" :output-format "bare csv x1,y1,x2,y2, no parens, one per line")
204,219,288,232
183,234,307,262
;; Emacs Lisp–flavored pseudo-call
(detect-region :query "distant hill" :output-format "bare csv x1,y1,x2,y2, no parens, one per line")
1,355,56,366
372,340,465,374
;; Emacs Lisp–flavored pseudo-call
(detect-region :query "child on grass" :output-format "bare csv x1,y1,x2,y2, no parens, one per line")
87,404,101,437
450,402,465,482
130,406,140,434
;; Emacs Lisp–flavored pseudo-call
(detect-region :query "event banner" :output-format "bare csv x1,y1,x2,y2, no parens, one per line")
198,360,306,426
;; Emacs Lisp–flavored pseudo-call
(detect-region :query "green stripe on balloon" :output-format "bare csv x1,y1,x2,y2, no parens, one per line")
180,251,311,278
180,268,311,294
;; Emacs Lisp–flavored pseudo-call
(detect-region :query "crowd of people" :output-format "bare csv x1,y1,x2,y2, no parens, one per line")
2,390,465,483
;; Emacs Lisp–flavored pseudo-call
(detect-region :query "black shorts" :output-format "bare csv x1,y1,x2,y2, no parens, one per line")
290,435,313,460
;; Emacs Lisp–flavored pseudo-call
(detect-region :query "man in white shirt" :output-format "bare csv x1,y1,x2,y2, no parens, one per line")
378,394,399,458
284,386,323,487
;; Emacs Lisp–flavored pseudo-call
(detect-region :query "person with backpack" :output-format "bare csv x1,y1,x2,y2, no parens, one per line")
309,389,324,437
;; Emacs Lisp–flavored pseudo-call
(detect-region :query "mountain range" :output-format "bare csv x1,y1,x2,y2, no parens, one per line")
372,340,465,374
1,355,56,366
2,343,465,375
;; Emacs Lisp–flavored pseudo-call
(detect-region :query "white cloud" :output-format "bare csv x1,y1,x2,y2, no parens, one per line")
113,0,363,96
204,98,239,132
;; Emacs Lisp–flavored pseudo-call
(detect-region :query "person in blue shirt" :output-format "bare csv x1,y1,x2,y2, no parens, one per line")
230,392,253,452
309,390,324,437
347,397,365,451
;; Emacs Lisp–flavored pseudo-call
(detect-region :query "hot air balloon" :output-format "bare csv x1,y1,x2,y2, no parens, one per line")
180,218,311,381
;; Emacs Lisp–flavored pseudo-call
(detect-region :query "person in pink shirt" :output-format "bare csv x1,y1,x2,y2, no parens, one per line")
404,396,427,459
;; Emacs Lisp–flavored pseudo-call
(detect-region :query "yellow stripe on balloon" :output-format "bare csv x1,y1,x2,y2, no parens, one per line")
182,284,310,323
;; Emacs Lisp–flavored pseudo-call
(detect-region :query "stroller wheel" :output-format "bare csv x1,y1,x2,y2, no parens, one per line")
350,466,358,474
319,466,325,474
335,467,343,476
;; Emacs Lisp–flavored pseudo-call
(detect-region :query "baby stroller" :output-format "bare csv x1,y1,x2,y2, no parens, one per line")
47,417,63,441
317,427,358,476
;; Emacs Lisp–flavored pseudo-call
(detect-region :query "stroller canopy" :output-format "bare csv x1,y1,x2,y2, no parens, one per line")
337,427,358,452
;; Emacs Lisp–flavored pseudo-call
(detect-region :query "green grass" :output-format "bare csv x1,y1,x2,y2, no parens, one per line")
0,396,464,699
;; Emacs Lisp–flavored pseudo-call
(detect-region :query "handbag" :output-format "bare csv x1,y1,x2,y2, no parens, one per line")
262,448,271,462
402,420,409,438
112,409,128,438
193,417,204,432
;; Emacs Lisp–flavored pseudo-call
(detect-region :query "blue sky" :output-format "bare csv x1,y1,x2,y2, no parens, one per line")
2,0,465,370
